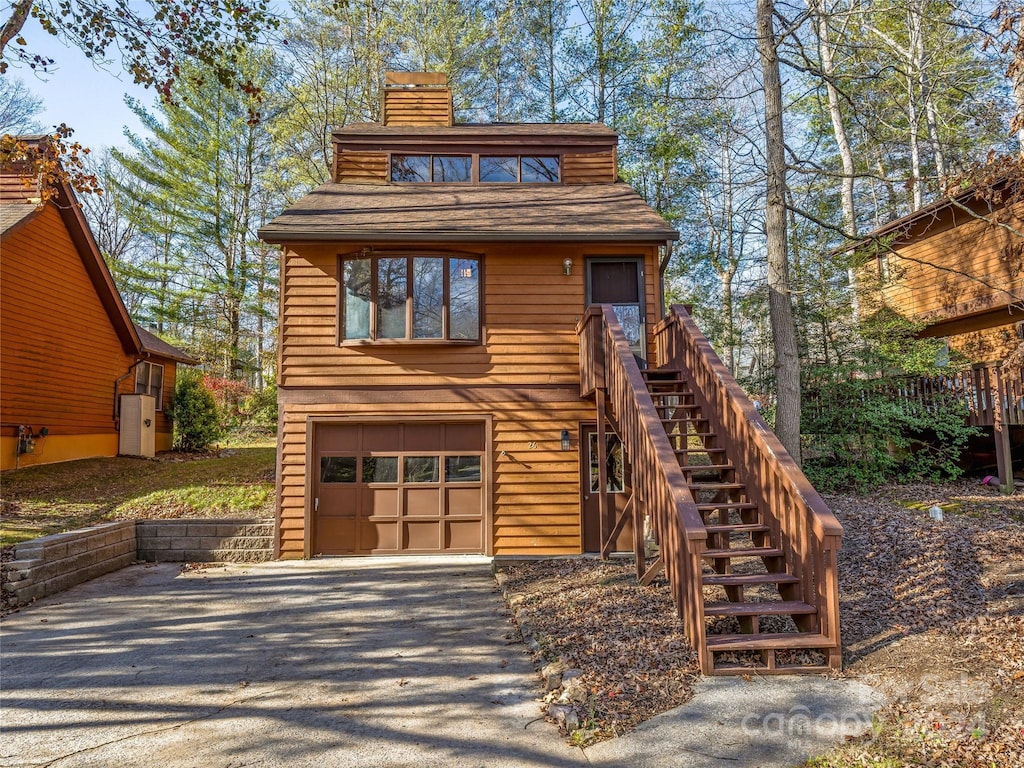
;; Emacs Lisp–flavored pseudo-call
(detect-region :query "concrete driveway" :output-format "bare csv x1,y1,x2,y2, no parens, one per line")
2,557,882,768
1,557,588,768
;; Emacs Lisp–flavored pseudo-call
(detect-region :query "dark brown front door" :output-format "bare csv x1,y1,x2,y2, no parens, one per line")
313,422,485,555
581,425,633,553
586,257,646,362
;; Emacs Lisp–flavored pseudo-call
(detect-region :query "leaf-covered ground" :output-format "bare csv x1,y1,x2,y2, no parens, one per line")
500,481,1024,764
0,446,275,546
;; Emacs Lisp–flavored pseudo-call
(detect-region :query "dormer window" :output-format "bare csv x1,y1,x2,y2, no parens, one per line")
391,154,471,183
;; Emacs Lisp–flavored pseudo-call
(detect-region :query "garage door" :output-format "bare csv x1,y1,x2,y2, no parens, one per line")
313,422,485,555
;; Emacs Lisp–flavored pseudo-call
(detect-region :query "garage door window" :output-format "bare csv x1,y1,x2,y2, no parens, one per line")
404,456,440,483
321,456,358,483
362,456,398,483
445,455,481,482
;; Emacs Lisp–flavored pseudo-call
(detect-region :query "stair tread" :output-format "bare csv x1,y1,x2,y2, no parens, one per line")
688,481,745,490
697,500,757,508
703,523,769,534
681,464,734,472
704,546,784,558
702,572,800,585
674,447,726,453
706,632,834,650
704,600,816,616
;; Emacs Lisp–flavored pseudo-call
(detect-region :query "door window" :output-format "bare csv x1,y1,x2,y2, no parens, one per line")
587,258,645,354
589,433,625,493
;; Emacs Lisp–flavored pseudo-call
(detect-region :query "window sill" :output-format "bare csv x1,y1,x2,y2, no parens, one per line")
339,338,482,347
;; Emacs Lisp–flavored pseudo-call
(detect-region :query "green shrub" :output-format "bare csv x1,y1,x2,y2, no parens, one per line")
802,378,979,492
800,309,982,491
242,384,277,428
168,369,222,451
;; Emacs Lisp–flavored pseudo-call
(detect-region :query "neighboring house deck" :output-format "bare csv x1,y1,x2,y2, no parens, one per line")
0,143,196,469
855,183,1024,488
260,73,842,674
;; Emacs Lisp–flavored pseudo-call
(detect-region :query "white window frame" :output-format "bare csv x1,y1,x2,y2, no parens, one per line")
135,361,165,411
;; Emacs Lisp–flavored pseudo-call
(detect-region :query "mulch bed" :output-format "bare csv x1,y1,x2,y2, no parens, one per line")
499,480,1024,764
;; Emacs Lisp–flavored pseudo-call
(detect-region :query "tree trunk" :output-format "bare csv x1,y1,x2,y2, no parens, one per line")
757,0,802,463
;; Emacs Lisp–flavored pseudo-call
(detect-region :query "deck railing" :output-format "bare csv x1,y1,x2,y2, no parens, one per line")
578,306,710,669
804,363,1024,428
654,305,843,657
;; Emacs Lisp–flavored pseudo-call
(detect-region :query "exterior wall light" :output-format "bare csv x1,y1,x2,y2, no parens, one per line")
562,258,573,276
560,428,571,451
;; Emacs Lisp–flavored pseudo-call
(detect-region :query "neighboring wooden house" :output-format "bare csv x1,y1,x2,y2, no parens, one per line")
856,184,1024,362
1,144,197,470
855,184,1024,488
261,73,843,675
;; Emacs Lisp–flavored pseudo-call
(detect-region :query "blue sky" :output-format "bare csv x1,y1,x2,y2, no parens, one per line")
14,17,153,151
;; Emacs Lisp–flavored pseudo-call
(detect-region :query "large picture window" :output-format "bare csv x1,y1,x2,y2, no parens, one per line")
340,253,481,342
135,361,165,410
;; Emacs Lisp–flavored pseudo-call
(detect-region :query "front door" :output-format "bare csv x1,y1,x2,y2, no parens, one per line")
581,425,633,553
586,257,646,362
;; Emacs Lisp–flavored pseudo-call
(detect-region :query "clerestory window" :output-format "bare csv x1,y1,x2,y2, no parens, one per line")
340,252,481,342
389,154,560,183
391,154,472,182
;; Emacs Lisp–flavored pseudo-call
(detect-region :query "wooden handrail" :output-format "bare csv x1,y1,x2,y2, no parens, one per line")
577,305,709,667
655,305,843,649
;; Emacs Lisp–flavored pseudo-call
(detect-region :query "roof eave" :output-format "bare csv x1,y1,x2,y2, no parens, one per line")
258,229,679,245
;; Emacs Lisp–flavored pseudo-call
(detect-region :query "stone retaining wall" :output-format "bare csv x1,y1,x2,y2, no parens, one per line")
136,519,274,563
4,522,137,606
2,519,273,609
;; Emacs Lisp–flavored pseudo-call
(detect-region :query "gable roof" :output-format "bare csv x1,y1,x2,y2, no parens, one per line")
851,178,1023,251
135,324,200,365
259,182,679,243
2,144,193,366
0,203,37,235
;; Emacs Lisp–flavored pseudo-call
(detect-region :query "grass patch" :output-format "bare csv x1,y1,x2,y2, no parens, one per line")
0,446,275,546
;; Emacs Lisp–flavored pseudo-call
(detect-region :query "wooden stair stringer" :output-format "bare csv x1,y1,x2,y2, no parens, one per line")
642,367,840,675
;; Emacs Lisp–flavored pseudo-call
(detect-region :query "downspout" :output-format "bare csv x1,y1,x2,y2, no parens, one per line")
113,359,144,431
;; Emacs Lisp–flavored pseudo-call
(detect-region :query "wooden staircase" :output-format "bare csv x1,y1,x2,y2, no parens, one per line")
643,368,838,673
578,304,842,675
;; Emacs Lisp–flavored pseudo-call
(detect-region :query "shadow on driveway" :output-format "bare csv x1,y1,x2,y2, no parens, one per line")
0,558,587,767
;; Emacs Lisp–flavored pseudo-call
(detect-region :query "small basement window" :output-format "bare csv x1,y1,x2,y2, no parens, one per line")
340,252,481,342
135,361,164,410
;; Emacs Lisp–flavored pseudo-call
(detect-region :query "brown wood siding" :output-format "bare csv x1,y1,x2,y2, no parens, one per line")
563,151,617,184
336,151,388,184
278,397,590,558
382,89,453,127
1,205,134,438
279,242,660,389
861,200,1024,326
947,322,1021,364
276,240,662,557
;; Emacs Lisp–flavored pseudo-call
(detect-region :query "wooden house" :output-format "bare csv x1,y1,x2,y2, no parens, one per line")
855,185,1024,489
1,144,197,470
260,73,843,674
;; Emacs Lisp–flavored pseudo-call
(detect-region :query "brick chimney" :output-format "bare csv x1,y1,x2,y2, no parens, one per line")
382,72,453,127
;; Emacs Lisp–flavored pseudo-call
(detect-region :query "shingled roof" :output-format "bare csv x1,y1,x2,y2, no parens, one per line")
259,182,679,243
135,324,199,365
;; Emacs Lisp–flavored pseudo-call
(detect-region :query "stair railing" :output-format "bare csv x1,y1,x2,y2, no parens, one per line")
578,305,710,671
654,305,843,661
